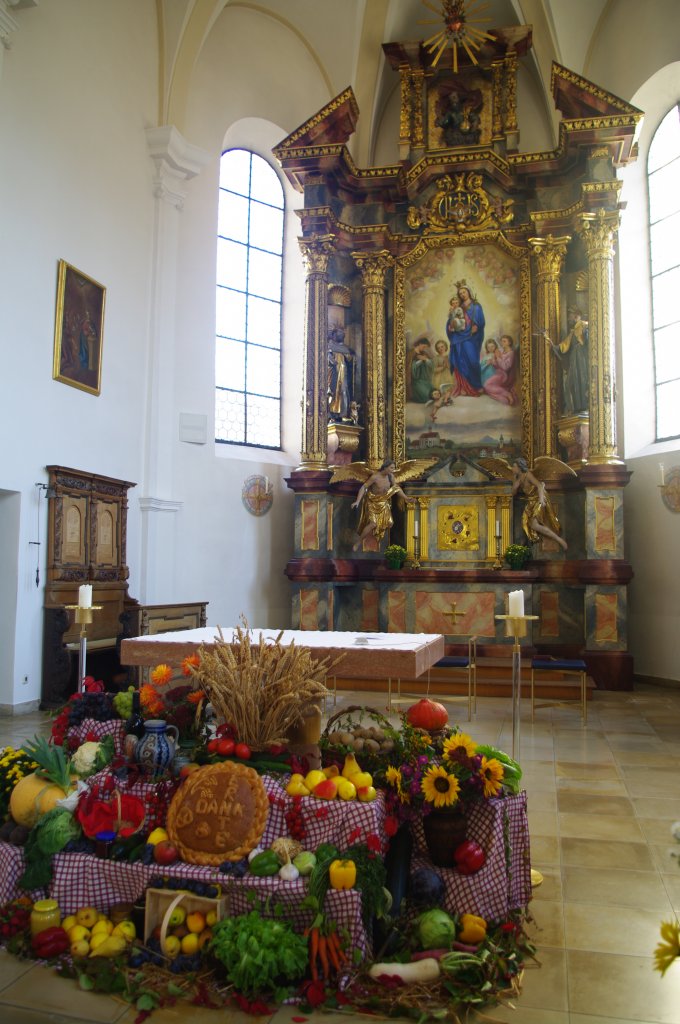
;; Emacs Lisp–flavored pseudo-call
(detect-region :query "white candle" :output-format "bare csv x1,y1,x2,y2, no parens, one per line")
660,463,665,486
495,520,501,538
414,520,419,537
79,584,92,608
508,590,524,617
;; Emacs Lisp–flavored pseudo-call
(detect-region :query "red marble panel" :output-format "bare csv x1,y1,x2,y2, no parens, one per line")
300,588,319,630
414,591,496,637
539,590,560,638
387,591,407,633
594,496,615,552
594,592,618,643
361,589,380,632
301,499,320,551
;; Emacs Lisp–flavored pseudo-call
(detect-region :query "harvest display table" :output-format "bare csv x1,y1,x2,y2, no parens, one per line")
0,777,530,953
120,628,446,682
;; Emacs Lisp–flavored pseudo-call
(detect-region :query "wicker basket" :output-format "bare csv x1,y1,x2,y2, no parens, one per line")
319,704,402,778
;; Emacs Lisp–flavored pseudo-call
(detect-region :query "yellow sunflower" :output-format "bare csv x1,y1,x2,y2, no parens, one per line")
655,919,680,976
385,766,402,788
479,756,504,798
442,732,477,760
421,765,461,808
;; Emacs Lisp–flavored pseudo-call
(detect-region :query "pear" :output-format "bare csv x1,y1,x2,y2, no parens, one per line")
341,753,361,778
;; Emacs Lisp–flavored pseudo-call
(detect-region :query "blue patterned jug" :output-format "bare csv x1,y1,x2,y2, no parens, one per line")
134,720,179,780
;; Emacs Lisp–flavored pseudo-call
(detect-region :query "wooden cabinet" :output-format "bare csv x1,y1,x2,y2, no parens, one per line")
40,465,207,705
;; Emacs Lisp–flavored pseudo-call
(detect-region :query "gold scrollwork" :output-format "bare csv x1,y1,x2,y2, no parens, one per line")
407,173,514,234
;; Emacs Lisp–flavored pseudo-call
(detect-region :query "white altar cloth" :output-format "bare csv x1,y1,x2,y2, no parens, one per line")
120,627,445,680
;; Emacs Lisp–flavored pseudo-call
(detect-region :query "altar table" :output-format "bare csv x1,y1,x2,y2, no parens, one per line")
121,628,446,681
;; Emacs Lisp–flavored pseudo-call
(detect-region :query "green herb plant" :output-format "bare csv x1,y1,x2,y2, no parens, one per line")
209,904,308,1000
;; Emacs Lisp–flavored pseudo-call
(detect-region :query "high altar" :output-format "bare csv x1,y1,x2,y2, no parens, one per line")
277,24,639,690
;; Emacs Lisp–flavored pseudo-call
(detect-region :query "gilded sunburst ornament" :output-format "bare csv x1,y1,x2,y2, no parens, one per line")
419,0,494,73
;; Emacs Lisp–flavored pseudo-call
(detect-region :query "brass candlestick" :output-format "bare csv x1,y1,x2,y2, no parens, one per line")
65,604,103,692
493,533,502,570
495,613,538,761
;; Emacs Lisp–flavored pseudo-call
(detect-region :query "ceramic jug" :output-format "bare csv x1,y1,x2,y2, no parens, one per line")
134,719,179,780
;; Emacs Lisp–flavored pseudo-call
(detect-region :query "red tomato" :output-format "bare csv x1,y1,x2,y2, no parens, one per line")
207,738,221,754
453,840,486,874
217,738,235,757
234,742,252,760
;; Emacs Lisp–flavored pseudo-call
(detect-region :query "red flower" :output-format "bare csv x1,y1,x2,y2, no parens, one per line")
384,815,399,837
366,832,382,853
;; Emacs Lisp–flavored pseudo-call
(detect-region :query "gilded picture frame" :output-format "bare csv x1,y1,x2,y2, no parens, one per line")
392,232,531,466
52,260,106,396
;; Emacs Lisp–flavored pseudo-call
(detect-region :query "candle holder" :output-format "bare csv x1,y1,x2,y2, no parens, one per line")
65,603,103,692
408,531,421,570
492,534,502,570
495,613,538,761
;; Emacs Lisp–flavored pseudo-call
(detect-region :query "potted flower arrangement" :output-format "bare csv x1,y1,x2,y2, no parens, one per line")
504,543,531,570
382,722,521,867
384,544,407,569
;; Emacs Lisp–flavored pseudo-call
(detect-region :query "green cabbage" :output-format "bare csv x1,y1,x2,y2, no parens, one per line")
417,908,457,949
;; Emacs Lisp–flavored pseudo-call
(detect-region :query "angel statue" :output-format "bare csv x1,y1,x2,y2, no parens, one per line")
330,458,434,551
478,455,577,552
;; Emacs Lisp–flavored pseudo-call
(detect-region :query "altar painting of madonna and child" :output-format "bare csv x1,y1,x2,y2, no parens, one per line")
402,243,523,460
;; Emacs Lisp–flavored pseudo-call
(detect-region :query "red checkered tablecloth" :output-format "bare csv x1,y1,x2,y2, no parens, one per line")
410,792,531,920
67,719,127,755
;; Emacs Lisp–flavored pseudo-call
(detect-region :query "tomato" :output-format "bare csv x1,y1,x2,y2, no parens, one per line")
453,840,486,874
234,742,252,760
217,738,235,757
207,738,221,754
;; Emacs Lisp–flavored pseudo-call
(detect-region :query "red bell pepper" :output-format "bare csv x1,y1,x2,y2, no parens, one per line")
453,839,486,874
32,926,70,958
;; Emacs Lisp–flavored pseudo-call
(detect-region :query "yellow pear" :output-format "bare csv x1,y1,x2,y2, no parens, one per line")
323,764,339,778
88,932,109,952
91,919,113,936
351,770,373,789
341,753,361,778
285,778,311,797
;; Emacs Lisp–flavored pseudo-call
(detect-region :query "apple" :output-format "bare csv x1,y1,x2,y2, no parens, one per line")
186,911,206,934
76,907,99,929
70,939,90,958
336,778,357,800
313,777,338,800
153,840,179,865
163,934,181,959
168,905,186,928
357,785,377,802
181,932,199,955
205,910,218,927
68,924,91,944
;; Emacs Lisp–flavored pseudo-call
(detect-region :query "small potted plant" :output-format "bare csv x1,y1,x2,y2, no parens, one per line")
385,544,407,569
504,543,531,570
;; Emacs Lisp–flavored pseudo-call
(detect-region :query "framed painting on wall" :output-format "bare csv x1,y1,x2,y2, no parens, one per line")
392,236,531,466
52,259,106,396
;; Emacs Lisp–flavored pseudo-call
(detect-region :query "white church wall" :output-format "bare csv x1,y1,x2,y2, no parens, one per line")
0,0,158,708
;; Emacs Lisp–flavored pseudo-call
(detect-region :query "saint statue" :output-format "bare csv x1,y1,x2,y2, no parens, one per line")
327,326,355,422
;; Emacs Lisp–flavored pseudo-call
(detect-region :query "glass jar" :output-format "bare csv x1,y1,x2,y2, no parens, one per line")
94,830,117,859
110,901,134,926
30,898,61,936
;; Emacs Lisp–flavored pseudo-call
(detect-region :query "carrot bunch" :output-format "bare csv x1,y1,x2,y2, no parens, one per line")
308,920,348,981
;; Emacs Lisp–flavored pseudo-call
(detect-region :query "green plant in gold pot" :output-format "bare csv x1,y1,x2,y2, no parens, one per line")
504,544,531,570
385,544,407,569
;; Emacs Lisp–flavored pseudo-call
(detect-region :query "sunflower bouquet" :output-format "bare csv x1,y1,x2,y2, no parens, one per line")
382,725,516,826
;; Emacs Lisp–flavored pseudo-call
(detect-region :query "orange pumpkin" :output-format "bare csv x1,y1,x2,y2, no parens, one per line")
406,698,448,732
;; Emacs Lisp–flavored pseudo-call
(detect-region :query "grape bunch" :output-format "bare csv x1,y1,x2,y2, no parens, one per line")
218,858,248,878
67,692,118,727
112,688,134,721
0,900,31,940
147,876,220,897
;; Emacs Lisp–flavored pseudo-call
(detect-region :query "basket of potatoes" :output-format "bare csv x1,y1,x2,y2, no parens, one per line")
319,705,402,778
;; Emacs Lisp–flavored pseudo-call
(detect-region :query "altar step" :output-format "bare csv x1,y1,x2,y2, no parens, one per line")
331,657,595,706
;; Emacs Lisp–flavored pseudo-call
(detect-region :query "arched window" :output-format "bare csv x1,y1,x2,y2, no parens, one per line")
648,103,680,442
216,149,283,448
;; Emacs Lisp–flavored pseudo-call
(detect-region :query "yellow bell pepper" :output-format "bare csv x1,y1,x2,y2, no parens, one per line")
329,858,357,890
458,913,487,945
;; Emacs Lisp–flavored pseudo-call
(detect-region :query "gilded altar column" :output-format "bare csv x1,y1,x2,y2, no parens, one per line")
528,235,570,457
578,210,621,464
297,236,335,470
352,251,393,467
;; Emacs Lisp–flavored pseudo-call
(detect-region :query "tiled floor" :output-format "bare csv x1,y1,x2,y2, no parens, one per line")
0,684,679,1023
